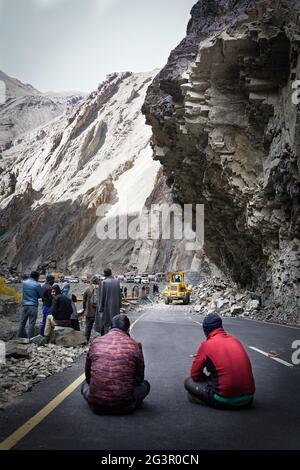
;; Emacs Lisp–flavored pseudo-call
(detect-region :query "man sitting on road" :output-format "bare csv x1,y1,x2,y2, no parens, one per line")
185,312,255,409
82,314,150,414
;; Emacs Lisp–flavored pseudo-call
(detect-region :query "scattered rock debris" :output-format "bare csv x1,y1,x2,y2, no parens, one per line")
192,277,263,319
0,342,88,411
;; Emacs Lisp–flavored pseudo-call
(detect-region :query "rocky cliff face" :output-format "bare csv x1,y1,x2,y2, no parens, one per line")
0,71,160,274
143,0,300,323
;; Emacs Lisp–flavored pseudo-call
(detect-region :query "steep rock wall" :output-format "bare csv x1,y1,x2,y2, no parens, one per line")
143,0,300,323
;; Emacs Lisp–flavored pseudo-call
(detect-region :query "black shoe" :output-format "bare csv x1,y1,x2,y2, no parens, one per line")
187,393,205,405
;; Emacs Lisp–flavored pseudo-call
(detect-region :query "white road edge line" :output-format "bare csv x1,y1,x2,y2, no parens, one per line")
271,357,294,368
129,310,148,332
188,316,203,326
249,346,293,368
249,346,269,357
184,311,203,327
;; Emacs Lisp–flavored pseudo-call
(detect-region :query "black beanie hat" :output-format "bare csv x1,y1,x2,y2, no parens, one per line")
203,312,222,336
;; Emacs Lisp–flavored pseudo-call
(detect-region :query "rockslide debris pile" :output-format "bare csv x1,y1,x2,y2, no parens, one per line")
0,341,88,411
192,276,278,323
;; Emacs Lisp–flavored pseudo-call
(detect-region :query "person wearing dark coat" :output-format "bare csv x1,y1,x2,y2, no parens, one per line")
39,274,55,336
51,285,73,322
94,268,121,335
184,313,255,409
82,314,150,414
83,276,100,341
44,285,73,340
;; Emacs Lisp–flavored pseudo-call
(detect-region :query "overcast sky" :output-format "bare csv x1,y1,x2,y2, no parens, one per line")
0,0,196,93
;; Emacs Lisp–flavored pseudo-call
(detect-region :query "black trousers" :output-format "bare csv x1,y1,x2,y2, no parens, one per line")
85,317,95,341
184,377,253,410
81,380,150,415
71,319,80,331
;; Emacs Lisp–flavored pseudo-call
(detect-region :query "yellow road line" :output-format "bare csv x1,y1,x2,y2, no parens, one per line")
0,373,85,451
0,310,148,451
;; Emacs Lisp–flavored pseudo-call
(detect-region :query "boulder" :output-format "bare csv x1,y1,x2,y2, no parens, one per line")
5,340,33,358
230,305,244,316
216,298,229,309
53,327,87,347
30,335,48,347
246,299,260,311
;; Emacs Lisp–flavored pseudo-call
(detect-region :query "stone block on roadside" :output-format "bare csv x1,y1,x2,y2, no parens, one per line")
246,299,260,311
30,335,47,347
14,338,30,344
236,293,245,301
216,298,229,309
53,327,87,347
5,340,33,358
230,305,244,316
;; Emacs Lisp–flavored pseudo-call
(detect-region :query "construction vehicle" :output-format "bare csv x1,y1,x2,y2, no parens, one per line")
162,272,192,305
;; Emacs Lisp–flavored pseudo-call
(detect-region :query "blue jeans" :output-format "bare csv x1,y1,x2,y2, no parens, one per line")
18,306,38,339
39,305,52,336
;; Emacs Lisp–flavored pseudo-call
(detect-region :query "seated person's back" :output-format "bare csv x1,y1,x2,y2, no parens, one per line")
87,328,144,407
185,312,255,409
82,314,150,413
52,294,73,321
191,327,255,398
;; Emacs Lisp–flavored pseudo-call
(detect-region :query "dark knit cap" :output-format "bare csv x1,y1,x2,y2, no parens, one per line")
46,274,55,283
203,312,222,336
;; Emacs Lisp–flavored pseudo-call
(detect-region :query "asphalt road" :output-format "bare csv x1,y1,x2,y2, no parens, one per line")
0,304,300,450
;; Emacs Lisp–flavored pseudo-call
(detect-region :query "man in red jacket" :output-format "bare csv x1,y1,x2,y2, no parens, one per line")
81,314,150,414
185,313,255,409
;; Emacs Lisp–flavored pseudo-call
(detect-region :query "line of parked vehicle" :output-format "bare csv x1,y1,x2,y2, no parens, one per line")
118,273,166,284
4,272,167,285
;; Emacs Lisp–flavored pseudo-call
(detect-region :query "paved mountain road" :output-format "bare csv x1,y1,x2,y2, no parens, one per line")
0,304,299,450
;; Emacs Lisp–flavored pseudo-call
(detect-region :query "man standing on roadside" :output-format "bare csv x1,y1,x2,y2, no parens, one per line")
39,274,55,336
95,268,121,336
18,271,42,339
82,276,100,341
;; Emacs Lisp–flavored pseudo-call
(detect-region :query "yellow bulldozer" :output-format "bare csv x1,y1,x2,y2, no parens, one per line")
162,272,192,305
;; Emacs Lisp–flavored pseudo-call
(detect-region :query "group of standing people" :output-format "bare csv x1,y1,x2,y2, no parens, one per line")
17,267,122,343
82,268,121,341
18,271,80,342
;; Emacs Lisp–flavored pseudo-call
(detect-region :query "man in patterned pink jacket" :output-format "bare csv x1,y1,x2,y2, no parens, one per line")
81,314,150,414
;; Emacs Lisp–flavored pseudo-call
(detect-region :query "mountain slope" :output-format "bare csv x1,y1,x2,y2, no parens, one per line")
0,70,85,150
0,71,161,273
